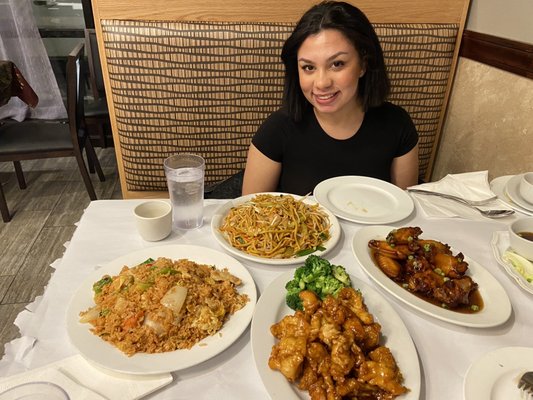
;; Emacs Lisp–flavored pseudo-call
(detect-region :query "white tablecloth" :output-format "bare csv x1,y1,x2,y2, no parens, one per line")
1,199,532,399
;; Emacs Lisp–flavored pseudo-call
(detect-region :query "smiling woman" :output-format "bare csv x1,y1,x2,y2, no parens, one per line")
242,1,419,196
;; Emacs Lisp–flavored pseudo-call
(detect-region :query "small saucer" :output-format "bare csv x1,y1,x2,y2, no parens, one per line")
490,176,533,216
505,174,533,212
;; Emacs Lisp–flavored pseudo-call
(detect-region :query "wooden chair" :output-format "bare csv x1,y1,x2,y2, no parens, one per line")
84,28,111,148
90,0,470,198
0,42,105,222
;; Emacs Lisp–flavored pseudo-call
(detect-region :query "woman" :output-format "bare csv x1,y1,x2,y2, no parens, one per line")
242,1,419,196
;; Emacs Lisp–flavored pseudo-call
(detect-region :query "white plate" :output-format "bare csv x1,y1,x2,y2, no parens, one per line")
490,175,533,216
313,176,414,224
250,270,420,400
66,245,257,375
211,193,341,266
352,226,512,328
505,174,533,212
464,347,533,400
491,231,533,295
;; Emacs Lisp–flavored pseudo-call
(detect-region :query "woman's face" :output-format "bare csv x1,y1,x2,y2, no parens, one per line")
297,29,365,117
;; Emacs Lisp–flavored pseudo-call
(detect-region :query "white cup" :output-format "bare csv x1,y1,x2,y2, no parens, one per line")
519,172,533,204
134,200,172,241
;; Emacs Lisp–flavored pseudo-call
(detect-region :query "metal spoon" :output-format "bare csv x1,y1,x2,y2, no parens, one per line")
407,189,514,218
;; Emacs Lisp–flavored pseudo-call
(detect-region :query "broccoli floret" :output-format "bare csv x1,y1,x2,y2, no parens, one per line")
331,264,352,286
284,255,352,310
285,279,304,310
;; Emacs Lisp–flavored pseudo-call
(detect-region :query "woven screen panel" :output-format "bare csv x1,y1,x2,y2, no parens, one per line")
101,20,293,191
375,23,459,179
101,20,458,191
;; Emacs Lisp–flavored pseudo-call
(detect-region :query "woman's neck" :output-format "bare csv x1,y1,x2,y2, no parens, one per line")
314,99,365,140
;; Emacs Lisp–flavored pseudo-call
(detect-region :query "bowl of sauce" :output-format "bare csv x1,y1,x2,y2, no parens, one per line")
509,218,533,261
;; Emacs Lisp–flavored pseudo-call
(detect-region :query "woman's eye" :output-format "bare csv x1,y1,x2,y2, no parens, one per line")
332,60,345,68
301,65,314,72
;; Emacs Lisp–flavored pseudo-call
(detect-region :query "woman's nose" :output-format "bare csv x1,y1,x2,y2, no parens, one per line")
315,70,332,89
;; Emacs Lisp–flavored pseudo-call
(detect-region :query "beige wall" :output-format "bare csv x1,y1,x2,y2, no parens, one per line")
431,0,533,182
432,58,533,181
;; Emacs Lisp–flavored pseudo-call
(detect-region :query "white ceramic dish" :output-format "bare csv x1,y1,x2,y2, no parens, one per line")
66,245,257,375
250,270,420,400
464,346,533,400
490,175,533,216
211,193,341,266
491,231,533,295
313,176,414,224
506,174,533,212
352,226,512,328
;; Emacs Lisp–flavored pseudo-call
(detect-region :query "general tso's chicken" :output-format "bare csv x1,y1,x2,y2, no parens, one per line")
269,287,408,399
358,346,408,397
268,335,308,382
269,312,311,382
433,276,478,307
337,287,374,325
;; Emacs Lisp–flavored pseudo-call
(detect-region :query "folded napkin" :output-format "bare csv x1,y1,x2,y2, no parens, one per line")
0,355,173,400
408,171,510,221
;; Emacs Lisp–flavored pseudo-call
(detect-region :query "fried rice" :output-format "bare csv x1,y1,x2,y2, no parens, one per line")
79,257,249,356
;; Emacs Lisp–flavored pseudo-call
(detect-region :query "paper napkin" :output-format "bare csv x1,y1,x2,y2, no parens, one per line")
408,171,511,220
0,354,173,400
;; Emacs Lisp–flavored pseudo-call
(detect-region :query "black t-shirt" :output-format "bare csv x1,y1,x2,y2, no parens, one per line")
252,102,418,195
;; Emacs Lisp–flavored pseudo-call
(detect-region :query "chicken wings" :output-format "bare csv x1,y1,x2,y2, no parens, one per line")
368,227,482,311
269,289,408,400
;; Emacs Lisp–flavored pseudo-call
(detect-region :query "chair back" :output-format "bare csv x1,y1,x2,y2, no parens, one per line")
84,28,106,100
65,42,86,149
90,0,470,198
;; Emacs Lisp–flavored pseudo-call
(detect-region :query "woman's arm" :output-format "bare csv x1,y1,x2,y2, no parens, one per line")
391,143,419,189
242,144,282,195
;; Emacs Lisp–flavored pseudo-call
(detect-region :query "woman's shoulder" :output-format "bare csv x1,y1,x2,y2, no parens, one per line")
369,101,410,116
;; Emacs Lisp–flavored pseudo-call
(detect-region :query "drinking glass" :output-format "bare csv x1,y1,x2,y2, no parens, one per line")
163,154,205,230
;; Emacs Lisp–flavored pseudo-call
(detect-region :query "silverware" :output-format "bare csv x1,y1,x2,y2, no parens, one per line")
407,189,497,206
518,371,533,396
407,189,514,218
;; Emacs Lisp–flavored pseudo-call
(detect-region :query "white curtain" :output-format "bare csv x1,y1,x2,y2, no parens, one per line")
0,0,67,121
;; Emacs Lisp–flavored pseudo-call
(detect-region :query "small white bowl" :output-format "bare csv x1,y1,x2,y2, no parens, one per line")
519,172,533,204
509,217,533,261
0,382,69,400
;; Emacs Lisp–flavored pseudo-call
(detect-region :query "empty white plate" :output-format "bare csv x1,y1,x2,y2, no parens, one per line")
314,176,414,224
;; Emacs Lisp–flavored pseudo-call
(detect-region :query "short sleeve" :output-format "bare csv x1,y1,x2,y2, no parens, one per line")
395,106,419,157
251,109,289,162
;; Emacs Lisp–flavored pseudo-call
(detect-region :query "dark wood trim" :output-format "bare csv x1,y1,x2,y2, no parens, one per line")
460,30,533,79
38,28,84,38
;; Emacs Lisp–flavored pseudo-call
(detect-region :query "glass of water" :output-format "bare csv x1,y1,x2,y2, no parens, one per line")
163,154,205,230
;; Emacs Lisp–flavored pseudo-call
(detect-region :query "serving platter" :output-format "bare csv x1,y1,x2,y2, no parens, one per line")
211,192,341,266
352,226,512,328
66,245,257,375
313,176,414,224
250,270,420,400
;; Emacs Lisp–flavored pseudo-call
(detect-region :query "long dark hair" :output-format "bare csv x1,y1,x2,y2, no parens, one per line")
281,1,390,121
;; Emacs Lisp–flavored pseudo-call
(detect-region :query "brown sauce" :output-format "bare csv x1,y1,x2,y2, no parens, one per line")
518,231,533,242
370,250,484,313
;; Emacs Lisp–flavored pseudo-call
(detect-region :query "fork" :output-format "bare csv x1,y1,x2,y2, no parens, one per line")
519,371,533,397
406,189,514,218
406,189,497,206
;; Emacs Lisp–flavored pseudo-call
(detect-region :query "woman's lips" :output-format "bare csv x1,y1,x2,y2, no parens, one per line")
313,92,338,105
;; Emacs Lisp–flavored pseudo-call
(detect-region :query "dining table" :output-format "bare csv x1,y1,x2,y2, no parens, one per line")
0,197,531,400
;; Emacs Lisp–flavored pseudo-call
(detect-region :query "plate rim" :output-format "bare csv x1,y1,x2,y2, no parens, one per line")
250,269,421,400
210,192,341,266
505,173,533,212
313,175,414,224
463,346,533,400
66,244,257,375
351,226,512,328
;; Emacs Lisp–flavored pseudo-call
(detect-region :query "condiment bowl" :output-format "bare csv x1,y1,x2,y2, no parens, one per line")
509,217,533,261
